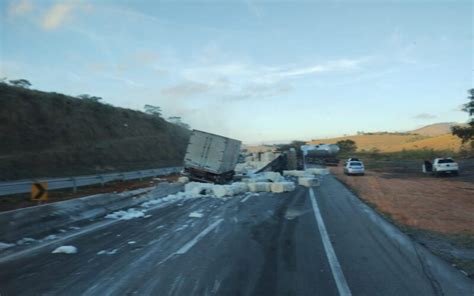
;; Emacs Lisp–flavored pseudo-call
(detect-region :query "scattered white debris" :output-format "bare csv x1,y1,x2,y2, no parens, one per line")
298,177,320,187
144,214,152,218
105,208,145,220
141,192,185,208
52,245,77,254
69,226,81,230
59,229,67,233
176,224,189,231
271,182,296,193
178,176,190,184
128,241,136,245
17,238,36,245
138,173,295,208
0,242,15,250
184,182,215,196
189,212,204,218
43,234,58,241
305,168,330,175
97,249,117,255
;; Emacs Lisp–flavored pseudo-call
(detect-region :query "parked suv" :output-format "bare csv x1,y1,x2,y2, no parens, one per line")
432,158,459,176
344,161,365,175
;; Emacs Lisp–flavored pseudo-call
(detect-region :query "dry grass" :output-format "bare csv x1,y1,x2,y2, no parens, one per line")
384,134,463,152
309,133,463,152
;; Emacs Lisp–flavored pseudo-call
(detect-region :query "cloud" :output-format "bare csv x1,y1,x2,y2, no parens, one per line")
277,59,364,78
227,83,292,101
135,51,160,64
174,57,366,100
182,58,366,86
160,81,210,98
8,0,33,16
244,0,263,19
41,2,75,30
413,113,437,120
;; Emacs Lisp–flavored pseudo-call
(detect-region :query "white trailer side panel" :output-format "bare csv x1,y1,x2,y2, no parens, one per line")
184,130,242,174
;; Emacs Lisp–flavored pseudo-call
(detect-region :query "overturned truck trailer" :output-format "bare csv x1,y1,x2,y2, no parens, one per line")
183,130,242,184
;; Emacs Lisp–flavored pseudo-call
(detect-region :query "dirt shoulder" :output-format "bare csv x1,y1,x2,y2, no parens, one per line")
330,160,474,278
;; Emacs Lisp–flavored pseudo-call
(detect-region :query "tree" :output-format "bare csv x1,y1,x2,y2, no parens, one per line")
77,94,103,102
452,89,474,147
9,79,31,88
336,139,357,154
144,104,162,117
168,116,190,129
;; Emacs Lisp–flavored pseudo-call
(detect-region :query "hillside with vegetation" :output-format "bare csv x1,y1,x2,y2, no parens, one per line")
411,122,458,137
0,83,191,180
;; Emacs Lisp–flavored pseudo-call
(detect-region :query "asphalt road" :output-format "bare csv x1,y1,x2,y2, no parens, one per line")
0,175,472,295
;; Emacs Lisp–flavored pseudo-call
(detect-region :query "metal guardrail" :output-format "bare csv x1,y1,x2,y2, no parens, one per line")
0,166,183,197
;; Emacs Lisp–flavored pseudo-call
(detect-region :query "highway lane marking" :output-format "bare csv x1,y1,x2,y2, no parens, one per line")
309,188,352,296
240,195,252,203
176,218,223,254
154,218,224,267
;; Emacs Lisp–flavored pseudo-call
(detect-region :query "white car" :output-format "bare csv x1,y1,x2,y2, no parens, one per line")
432,158,459,176
345,157,360,164
344,161,365,175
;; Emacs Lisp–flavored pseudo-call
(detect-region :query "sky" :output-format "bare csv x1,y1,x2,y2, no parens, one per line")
0,0,472,144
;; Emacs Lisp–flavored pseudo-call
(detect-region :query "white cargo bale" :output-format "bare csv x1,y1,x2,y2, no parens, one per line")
184,182,214,196
298,177,320,187
211,182,249,198
248,182,272,192
177,176,190,184
271,182,296,193
212,185,233,198
305,168,330,175
244,174,271,183
283,170,307,177
262,172,284,182
231,182,249,195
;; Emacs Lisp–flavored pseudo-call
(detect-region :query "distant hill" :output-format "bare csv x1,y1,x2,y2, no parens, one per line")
244,145,278,153
308,123,464,153
0,84,191,180
410,122,457,137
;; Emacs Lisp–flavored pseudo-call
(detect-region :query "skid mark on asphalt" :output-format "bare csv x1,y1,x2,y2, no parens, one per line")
309,188,352,296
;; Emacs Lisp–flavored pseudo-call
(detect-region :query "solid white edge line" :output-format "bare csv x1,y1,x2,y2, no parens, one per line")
309,188,352,296
175,219,223,255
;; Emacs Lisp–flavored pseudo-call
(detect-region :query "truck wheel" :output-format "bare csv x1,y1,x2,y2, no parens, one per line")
453,171,459,176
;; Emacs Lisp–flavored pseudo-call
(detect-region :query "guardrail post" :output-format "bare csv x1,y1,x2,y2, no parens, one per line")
71,177,77,193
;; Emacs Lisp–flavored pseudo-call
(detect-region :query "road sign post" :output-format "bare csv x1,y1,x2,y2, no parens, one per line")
31,182,48,201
